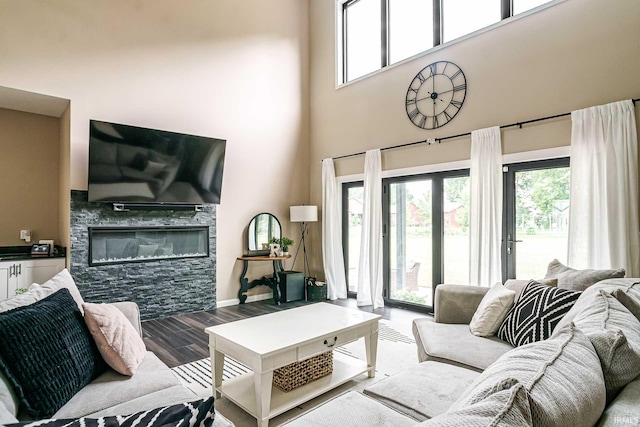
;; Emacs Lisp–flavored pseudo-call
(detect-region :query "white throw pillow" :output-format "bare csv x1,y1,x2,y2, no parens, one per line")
469,283,516,337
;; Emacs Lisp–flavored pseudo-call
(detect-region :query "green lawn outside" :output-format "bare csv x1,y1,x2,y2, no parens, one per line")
347,226,567,306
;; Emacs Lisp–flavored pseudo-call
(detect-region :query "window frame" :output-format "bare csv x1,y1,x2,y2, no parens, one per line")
341,168,470,313
342,180,365,298
383,168,469,312
339,148,570,313
501,157,570,282
339,0,560,85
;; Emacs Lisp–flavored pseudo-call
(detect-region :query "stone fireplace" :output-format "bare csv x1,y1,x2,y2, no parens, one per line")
70,190,216,320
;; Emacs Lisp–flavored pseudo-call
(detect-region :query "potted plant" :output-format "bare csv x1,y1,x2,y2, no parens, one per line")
279,237,294,255
270,237,294,255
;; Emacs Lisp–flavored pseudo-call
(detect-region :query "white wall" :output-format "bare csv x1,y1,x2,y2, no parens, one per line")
0,0,310,302
307,0,640,278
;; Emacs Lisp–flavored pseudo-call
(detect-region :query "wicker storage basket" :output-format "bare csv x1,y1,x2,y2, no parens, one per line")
272,351,333,392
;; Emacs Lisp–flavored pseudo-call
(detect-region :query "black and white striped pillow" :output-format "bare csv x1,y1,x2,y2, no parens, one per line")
8,397,215,427
497,281,580,347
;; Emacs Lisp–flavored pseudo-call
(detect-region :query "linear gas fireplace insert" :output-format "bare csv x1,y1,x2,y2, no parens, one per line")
88,226,209,266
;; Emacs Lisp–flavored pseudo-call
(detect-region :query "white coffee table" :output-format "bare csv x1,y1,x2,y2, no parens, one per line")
205,303,381,427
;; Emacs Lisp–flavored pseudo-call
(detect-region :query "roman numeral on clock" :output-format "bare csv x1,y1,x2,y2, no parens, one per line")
408,109,419,120
451,100,463,110
454,84,466,92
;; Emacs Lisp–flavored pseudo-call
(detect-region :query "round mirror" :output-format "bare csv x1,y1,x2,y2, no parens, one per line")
247,213,282,253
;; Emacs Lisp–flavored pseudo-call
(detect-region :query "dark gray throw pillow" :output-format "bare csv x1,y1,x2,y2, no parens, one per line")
0,289,107,418
544,259,625,291
497,281,581,347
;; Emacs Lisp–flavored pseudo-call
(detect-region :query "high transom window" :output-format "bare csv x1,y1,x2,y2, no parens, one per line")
339,0,555,84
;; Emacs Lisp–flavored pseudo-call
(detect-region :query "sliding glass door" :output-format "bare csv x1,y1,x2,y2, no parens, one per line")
383,170,469,309
503,158,570,280
341,157,570,311
386,178,433,306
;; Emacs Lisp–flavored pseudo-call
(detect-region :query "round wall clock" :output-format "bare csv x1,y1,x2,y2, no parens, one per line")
405,61,467,130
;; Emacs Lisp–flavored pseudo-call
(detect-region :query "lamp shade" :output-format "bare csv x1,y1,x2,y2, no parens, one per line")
290,205,318,223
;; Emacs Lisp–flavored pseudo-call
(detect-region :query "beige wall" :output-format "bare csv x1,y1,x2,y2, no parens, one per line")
59,104,71,265
0,108,61,245
307,0,640,278
0,0,310,302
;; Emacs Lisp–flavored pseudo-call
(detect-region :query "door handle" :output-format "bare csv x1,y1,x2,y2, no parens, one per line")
9,265,14,277
506,234,523,244
506,233,523,255
17,263,21,276
507,240,523,253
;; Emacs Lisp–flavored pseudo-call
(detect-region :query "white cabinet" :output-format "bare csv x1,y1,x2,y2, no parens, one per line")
0,258,65,301
0,264,13,301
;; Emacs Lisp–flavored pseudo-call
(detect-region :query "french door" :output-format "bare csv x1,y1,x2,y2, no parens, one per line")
502,158,571,280
342,170,470,311
342,157,570,311
383,171,470,310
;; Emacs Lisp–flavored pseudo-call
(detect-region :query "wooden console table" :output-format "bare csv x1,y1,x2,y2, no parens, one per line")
237,255,291,305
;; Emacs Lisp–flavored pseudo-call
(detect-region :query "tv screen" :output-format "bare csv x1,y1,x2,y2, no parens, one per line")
88,120,226,204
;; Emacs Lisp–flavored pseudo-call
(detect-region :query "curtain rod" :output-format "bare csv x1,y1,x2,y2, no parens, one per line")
330,98,640,161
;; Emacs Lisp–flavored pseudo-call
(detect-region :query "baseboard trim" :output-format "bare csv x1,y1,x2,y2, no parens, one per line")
217,293,273,308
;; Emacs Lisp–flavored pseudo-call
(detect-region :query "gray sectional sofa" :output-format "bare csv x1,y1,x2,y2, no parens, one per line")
285,278,640,426
0,274,233,426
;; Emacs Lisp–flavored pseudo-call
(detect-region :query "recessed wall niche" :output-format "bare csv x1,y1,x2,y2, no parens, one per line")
69,190,216,320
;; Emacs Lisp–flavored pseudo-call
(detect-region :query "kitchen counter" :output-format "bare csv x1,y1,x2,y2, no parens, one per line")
0,245,66,261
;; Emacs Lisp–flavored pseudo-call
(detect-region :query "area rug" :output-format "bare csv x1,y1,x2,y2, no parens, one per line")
171,318,419,426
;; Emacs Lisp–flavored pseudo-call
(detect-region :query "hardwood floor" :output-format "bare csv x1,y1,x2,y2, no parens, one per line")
142,297,429,368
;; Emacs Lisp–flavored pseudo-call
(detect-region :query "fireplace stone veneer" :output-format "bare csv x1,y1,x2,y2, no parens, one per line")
70,190,216,320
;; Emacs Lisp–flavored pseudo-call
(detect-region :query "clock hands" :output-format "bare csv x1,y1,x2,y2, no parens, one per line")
414,92,450,103
432,72,435,97
414,94,432,103
435,88,455,96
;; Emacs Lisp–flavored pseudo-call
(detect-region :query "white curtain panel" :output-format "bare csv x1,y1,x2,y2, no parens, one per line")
357,150,384,308
469,126,503,287
568,99,639,276
321,159,348,300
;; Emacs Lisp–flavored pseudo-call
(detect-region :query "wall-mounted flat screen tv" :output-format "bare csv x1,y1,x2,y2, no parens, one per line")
88,120,226,204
